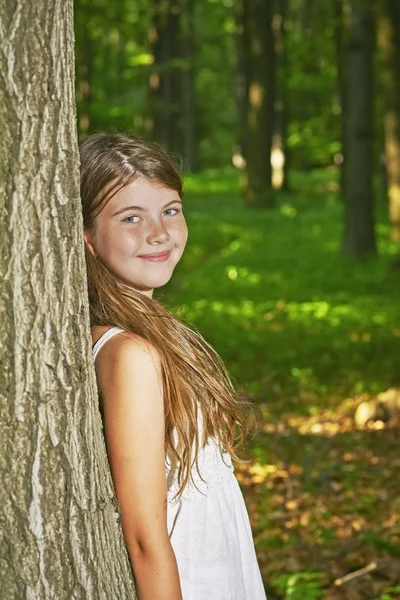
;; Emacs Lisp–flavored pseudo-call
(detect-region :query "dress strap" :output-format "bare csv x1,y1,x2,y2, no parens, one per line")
92,327,125,361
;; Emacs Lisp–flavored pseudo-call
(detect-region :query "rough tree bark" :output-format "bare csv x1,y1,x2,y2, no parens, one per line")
242,0,275,208
0,1,136,598
341,0,376,256
378,0,400,241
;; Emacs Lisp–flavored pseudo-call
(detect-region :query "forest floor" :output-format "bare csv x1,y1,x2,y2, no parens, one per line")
162,168,400,600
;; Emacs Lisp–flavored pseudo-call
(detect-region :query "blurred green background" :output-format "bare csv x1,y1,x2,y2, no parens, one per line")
75,1,400,597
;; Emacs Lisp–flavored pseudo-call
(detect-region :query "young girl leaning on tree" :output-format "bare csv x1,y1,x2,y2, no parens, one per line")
80,132,266,600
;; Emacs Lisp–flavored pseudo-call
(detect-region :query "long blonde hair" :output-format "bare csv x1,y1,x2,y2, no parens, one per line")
80,132,252,498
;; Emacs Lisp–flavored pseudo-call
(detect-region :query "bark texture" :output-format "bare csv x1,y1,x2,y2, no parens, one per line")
0,2,136,598
341,0,376,256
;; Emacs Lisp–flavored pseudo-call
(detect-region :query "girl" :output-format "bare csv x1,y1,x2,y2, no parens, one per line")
80,132,266,600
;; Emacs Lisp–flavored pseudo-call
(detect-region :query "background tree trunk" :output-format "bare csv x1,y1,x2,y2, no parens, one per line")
0,1,136,597
181,0,197,170
272,0,289,192
341,0,376,256
378,0,400,241
149,0,183,153
242,0,276,208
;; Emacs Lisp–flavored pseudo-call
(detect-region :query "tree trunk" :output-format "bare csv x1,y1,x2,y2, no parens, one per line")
0,1,136,597
341,0,376,256
272,0,289,192
378,0,400,241
242,0,276,208
149,0,183,154
181,0,197,171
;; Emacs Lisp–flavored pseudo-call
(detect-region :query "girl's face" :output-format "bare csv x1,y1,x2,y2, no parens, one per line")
84,175,188,297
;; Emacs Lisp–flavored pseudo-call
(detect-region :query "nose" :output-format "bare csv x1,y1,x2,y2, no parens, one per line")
146,219,170,245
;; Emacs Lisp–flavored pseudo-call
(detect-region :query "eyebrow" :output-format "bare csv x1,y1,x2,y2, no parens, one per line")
113,199,183,217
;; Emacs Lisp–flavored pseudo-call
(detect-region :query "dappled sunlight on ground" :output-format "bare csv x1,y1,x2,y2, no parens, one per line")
237,413,400,599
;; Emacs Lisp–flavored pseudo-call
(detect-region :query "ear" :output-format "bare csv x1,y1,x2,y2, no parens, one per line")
83,230,97,257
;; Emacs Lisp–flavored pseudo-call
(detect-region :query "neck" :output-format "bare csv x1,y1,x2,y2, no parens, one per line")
117,281,154,299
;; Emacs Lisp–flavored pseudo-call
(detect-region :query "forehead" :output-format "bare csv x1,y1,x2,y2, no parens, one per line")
105,175,180,211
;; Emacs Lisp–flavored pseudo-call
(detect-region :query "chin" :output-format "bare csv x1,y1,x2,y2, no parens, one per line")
146,273,173,289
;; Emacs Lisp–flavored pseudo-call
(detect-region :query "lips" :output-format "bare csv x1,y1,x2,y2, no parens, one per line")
138,250,171,262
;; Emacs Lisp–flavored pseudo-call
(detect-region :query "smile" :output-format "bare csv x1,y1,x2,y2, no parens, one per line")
138,250,171,262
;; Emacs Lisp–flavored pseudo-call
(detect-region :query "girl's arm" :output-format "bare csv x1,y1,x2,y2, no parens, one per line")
96,334,183,600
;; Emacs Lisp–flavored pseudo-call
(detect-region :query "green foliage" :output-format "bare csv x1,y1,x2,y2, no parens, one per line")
194,0,237,167
285,2,341,168
74,0,238,164
380,586,400,600
74,0,152,133
272,572,325,600
363,532,400,557
74,0,348,168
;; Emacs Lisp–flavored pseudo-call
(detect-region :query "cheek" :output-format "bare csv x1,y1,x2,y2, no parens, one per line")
96,228,138,259
173,218,188,245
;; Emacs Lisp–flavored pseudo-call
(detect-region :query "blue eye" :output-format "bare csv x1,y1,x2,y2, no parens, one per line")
123,215,140,224
164,208,180,217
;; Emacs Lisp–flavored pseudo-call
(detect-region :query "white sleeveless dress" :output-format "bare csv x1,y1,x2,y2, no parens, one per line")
93,327,266,600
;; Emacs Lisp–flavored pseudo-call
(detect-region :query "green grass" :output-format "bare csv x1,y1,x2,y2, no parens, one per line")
160,167,400,417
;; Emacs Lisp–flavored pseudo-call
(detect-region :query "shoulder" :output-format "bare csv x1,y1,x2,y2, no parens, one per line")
95,330,162,400
96,329,160,368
